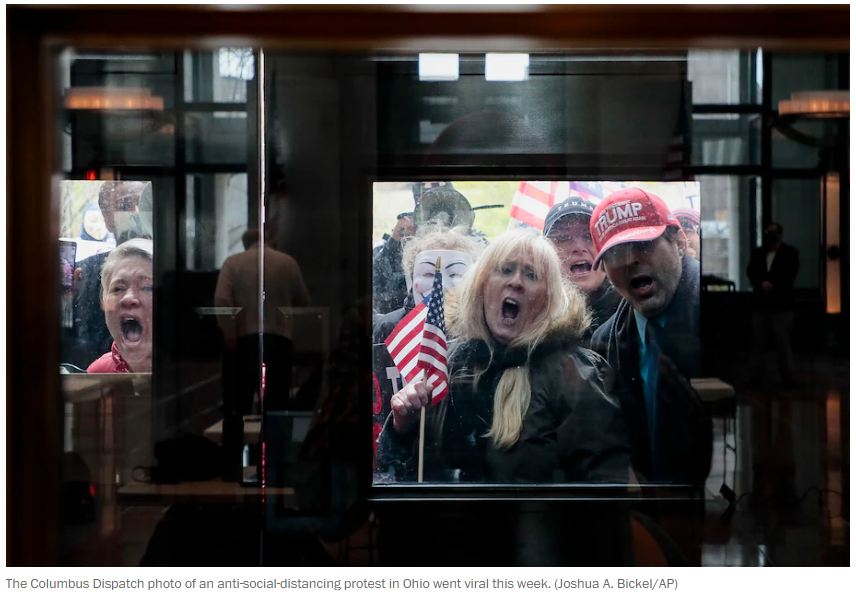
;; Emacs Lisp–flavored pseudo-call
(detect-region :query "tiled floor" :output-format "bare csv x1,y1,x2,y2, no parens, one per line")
699,352,849,566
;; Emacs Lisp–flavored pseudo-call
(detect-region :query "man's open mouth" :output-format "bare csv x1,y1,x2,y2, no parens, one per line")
569,260,592,275
121,317,143,343
501,298,520,324
630,275,654,293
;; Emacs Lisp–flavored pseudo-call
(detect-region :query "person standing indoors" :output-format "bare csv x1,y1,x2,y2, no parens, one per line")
746,222,799,389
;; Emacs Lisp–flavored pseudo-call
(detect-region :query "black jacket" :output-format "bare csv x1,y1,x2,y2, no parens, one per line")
372,239,408,316
378,332,631,484
746,242,799,311
590,255,712,485
64,251,112,368
585,280,623,343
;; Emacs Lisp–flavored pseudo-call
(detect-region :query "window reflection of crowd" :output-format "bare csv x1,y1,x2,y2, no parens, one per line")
373,184,712,565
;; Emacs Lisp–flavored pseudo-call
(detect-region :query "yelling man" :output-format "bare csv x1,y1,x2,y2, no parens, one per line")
589,188,711,486
543,197,622,340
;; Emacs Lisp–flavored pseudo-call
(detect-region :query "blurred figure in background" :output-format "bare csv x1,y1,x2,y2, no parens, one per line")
672,208,701,261
746,222,799,389
543,197,622,341
215,227,311,413
215,227,310,480
78,202,114,245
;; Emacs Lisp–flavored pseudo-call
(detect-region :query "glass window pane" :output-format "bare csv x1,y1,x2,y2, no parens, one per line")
692,114,761,166
185,112,248,164
772,178,821,290
696,175,759,291
772,119,838,169
58,48,260,567
688,50,759,104
771,53,841,106
183,49,253,104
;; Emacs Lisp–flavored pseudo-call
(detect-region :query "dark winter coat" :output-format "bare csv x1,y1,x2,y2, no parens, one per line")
378,308,631,484
590,255,712,485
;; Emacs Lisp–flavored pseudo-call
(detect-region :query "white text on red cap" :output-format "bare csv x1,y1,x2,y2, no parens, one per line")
593,201,645,238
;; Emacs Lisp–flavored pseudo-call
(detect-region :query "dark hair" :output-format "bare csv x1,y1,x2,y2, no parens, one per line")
768,222,783,235
242,228,261,249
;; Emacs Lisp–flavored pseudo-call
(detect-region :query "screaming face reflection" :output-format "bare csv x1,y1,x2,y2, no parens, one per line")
483,258,548,345
411,249,473,303
104,255,153,372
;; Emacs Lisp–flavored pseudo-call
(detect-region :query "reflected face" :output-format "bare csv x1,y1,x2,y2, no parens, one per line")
411,249,473,303
483,258,548,345
104,255,153,372
83,210,108,241
99,183,141,235
602,235,684,319
548,216,607,295
684,230,701,260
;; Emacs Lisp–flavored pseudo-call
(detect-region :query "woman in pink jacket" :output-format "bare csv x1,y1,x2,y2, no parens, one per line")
87,239,153,373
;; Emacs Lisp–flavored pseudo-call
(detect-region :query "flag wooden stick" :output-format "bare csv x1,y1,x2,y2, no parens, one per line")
417,256,442,484
417,406,427,483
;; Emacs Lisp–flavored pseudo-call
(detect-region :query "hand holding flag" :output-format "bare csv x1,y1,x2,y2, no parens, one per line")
385,257,449,433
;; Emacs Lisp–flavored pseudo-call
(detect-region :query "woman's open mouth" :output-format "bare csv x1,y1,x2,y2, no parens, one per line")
121,317,144,343
569,260,592,276
501,298,520,325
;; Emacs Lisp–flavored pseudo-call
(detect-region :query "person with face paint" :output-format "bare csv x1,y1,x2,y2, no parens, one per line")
543,197,623,341
64,181,152,369
378,230,630,484
79,202,114,245
86,239,154,373
372,223,479,344
746,222,799,389
372,185,478,316
588,188,711,487
372,224,479,476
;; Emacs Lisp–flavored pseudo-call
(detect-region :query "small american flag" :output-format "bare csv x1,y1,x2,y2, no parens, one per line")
384,261,449,404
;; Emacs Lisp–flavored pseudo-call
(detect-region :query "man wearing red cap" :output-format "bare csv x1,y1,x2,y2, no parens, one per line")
589,188,711,486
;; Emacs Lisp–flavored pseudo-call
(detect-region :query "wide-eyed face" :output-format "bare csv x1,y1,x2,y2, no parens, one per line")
483,257,548,345
548,216,607,295
104,255,153,372
411,249,473,304
601,234,684,319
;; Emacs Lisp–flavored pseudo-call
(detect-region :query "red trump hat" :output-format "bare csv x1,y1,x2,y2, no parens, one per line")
590,188,683,267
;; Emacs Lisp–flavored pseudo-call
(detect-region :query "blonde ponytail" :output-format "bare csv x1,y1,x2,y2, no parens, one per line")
447,229,589,451
484,366,532,449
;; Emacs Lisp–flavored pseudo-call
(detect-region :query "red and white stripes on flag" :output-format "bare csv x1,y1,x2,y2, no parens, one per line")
384,269,449,404
510,181,610,230
509,181,558,230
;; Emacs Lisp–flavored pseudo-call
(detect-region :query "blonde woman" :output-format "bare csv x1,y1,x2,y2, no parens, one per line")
379,230,630,483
